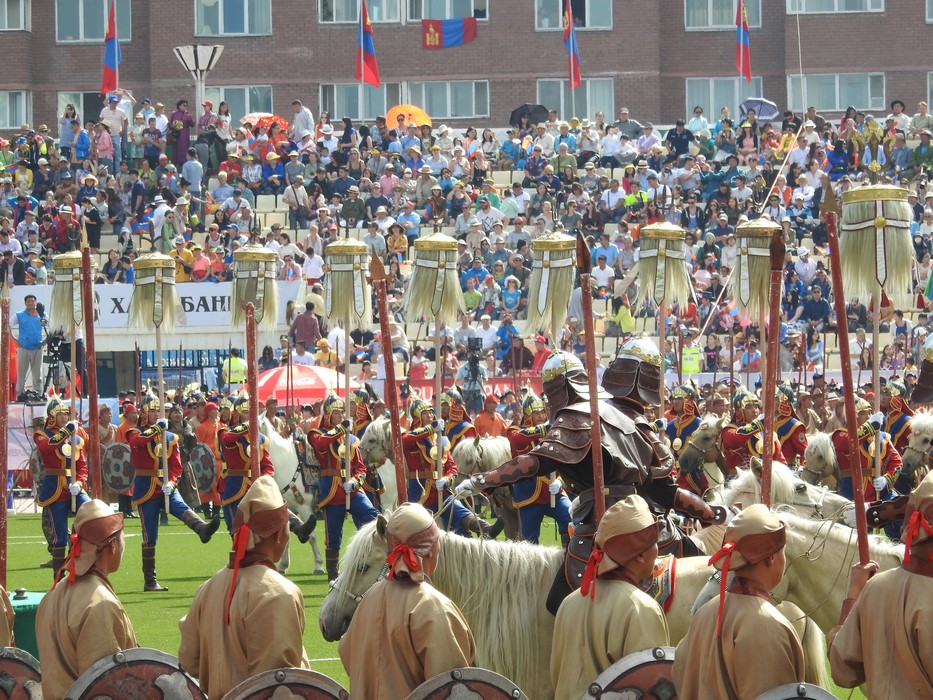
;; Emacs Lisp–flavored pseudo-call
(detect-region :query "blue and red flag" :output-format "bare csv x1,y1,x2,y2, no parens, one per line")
421,17,478,50
735,0,752,84
99,0,121,96
356,0,381,88
563,0,581,91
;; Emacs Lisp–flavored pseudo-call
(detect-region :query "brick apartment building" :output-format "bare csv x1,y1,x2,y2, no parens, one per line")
1,0,932,134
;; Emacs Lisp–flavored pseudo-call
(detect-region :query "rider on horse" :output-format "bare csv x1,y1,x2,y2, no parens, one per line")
666,383,702,460
775,383,808,468
440,387,478,451
722,389,785,476
507,392,571,545
350,387,385,509
881,380,913,453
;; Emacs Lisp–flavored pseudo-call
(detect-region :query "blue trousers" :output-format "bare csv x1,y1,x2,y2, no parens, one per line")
138,490,192,547
407,480,473,537
43,494,90,547
518,495,572,544
322,488,380,550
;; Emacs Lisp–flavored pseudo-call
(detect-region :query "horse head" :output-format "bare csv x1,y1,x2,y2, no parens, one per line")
678,415,727,475
800,431,837,485
319,516,389,642
359,416,392,465
902,411,933,477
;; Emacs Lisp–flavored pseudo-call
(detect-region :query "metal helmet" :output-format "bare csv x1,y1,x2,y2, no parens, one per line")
441,386,466,422
672,384,698,401
232,392,250,414
440,387,464,406
351,387,370,405
776,382,798,418
521,392,547,426
541,351,604,412
882,379,913,416
602,337,662,407
140,393,161,412
219,397,233,411
408,398,432,421
855,397,872,413
322,395,346,415
45,396,69,426
883,380,907,397
732,388,760,412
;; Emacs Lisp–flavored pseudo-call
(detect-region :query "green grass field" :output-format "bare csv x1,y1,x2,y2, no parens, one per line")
6,510,861,698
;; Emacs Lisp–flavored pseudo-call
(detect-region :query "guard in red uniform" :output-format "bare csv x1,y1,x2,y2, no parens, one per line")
508,393,570,545
129,393,220,591
881,380,913,454
666,383,706,495
350,387,385,508
722,390,785,475
34,397,90,580
308,395,380,582
440,387,478,452
775,384,808,467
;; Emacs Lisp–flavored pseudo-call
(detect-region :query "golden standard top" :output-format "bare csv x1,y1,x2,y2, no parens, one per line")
735,217,782,238
413,232,459,252
531,231,576,251
841,184,909,205
640,221,687,240
133,252,176,271
232,244,277,263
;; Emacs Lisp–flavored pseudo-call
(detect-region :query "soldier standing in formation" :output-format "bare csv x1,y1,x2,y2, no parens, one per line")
128,393,220,591
351,387,386,509
721,389,786,474
179,476,309,700
34,397,90,579
440,387,477,450
36,500,138,700
775,383,808,467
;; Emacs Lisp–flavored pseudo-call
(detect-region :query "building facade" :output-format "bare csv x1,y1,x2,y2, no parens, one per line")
1,0,931,132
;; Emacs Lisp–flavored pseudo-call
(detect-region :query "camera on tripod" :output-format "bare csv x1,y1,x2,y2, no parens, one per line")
466,337,484,382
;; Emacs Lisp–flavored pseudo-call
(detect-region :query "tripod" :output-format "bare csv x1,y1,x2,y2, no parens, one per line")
41,339,71,396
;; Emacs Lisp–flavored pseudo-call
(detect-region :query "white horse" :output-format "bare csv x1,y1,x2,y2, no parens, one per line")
899,409,933,475
800,431,839,489
357,415,401,509
261,417,324,574
319,514,837,700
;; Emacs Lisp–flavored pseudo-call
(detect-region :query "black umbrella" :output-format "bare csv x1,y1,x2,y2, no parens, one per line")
509,103,549,128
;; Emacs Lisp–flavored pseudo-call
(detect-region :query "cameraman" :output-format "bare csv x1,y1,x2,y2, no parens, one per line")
11,294,45,400
456,338,488,416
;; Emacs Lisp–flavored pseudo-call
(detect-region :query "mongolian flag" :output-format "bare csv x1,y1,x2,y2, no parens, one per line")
735,0,752,84
99,0,121,96
356,0,381,88
563,0,581,91
421,18,478,50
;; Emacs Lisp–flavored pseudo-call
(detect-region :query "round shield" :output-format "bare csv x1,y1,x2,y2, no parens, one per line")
102,443,135,493
27,447,44,486
63,647,205,700
584,646,677,699
754,683,838,700
221,668,349,699
188,442,218,494
0,646,41,700
406,668,529,700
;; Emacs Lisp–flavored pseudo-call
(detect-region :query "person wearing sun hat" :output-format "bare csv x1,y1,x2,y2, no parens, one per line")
36,500,138,700
338,502,475,699
179,476,308,700
673,504,804,699
829,470,933,697
550,494,669,699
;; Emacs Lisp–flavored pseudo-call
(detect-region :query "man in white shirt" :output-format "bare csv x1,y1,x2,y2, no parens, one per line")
731,175,754,205
289,100,315,141
475,315,498,351
510,183,530,217
591,256,615,292
99,95,129,164
787,135,810,169
291,341,315,366
149,196,171,249
317,125,339,156
532,123,555,158
475,197,505,231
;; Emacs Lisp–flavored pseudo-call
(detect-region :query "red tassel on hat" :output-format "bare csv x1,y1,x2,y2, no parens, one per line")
708,541,737,638
226,524,251,625
580,547,605,600
903,511,933,566
386,544,419,580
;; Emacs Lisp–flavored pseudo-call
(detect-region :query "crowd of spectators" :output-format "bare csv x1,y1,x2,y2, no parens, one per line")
4,88,933,411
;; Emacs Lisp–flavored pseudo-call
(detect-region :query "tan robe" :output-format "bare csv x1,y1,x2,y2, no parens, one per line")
35,573,138,700
338,578,476,699
0,585,14,647
550,579,670,700
829,567,933,698
672,593,804,700
178,563,308,700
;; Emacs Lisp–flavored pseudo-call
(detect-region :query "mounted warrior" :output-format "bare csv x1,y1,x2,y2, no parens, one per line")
775,382,808,468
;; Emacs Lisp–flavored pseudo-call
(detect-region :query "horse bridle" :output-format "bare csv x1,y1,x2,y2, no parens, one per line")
328,562,390,604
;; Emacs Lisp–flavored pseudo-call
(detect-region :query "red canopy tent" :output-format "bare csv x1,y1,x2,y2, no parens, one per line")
255,364,358,405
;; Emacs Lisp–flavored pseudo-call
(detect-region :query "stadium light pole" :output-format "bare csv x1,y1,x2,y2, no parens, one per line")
173,45,225,112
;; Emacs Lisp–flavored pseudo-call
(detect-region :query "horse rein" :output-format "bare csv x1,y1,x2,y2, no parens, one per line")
329,562,390,604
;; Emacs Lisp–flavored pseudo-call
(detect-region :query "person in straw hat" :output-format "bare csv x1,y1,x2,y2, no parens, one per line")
338,502,475,698
829,470,933,697
672,504,804,698
179,476,308,700
550,494,669,699
36,500,138,700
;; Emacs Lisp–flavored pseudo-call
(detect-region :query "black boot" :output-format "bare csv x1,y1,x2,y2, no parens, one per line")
325,548,340,582
119,494,137,518
461,514,493,539
142,546,168,591
50,546,67,582
182,509,221,544
289,512,316,544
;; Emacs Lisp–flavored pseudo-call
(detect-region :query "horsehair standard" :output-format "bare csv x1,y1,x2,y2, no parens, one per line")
128,253,184,331
323,238,371,327
638,221,693,307
840,184,913,305
733,217,782,320
526,232,575,336
403,232,465,321
49,251,91,336
231,244,278,329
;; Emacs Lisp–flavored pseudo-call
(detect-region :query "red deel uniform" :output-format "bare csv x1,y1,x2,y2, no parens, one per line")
402,425,457,509
722,420,785,473
776,417,808,467
831,428,902,501
219,424,275,476
507,424,550,507
34,426,88,502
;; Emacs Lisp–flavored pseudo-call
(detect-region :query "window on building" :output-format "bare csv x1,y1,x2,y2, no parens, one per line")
408,81,489,119
787,73,885,112
408,0,487,20
536,78,614,121
928,72,933,105
685,0,761,30
685,77,763,123
535,0,611,30
320,0,400,23
927,0,933,21
56,0,131,42
0,0,29,30
203,86,273,122
57,92,106,129
786,0,883,13
196,0,271,36
320,83,403,122
0,91,29,130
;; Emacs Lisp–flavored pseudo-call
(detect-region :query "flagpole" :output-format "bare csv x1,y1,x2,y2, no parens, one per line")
112,0,120,91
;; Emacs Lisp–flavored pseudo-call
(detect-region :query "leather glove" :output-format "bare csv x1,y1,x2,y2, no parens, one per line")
868,412,884,432
435,477,450,491
872,476,887,493
343,479,358,494
653,418,668,433
454,477,480,497
68,482,82,496
64,420,78,434
156,418,168,431
548,479,563,495
162,482,174,495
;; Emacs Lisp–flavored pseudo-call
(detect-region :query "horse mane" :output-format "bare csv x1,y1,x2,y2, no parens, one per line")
803,431,837,471
452,435,512,475
908,410,933,441
727,460,808,507
782,511,903,564
360,415,393,463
